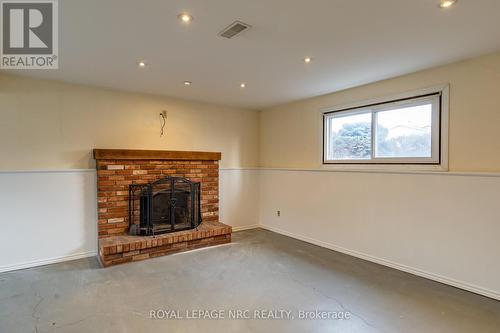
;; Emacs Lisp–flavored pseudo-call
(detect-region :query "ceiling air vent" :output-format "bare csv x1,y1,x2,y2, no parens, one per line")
219,21,251,39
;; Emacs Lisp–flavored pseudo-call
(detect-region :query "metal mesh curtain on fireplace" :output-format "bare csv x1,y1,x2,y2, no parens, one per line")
129,176,202,236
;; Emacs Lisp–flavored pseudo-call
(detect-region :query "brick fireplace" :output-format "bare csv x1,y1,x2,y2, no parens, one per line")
94,149,232,267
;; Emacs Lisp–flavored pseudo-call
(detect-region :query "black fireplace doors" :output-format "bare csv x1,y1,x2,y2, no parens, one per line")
129,177,201,236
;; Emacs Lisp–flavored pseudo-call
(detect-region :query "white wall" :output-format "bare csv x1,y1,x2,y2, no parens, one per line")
0,73,260,170
259,169,500,300
0,169,260,272
219,169,260,231
0,170,97,272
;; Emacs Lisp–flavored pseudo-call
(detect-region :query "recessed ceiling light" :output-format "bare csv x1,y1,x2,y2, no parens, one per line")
138,61,146,68
304,57,312,64
184,81,192,86
240,83,246,88
440,0,457,8
178,13,193,23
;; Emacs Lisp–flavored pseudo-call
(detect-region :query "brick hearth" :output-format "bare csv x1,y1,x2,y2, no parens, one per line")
93,149,232,267
99,221,231,267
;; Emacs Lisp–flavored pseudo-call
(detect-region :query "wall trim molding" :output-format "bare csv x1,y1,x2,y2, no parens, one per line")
2,167,500,178
219,168,260,171
259,167,500,178
232,224,260,232
0,169,95,174
0,168,261,174
258,224,500,301
0,251,97,273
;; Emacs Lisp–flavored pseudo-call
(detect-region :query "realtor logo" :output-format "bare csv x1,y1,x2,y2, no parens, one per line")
1,0,58,69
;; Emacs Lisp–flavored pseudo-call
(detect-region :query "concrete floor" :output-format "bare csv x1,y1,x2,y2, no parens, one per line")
1,229,500,333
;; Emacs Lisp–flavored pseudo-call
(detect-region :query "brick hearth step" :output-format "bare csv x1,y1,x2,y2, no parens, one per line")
98,221,232,267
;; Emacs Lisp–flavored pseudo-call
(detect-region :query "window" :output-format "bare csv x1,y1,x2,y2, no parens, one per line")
323,91,445,166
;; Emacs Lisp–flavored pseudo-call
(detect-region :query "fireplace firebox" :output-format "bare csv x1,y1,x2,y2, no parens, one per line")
129,176,202,236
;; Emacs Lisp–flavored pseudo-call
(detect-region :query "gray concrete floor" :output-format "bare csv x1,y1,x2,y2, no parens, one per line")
1,229,500,333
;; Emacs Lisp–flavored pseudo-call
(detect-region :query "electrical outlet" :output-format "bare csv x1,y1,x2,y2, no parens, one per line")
277,210,281,217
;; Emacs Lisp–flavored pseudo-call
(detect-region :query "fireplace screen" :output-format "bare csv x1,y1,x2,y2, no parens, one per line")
129,176,202,236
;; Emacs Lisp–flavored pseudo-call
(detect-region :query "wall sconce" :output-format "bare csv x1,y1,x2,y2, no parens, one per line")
160,110,167,137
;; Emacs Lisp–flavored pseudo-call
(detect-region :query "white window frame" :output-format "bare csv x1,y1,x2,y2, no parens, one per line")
321,85,449,172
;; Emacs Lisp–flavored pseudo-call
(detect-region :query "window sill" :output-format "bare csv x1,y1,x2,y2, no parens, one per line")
320,163,448,173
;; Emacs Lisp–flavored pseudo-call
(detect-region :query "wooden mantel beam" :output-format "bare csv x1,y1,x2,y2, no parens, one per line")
93,149,221,161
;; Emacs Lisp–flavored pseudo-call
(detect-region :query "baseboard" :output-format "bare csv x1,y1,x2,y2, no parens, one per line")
259,224,500,301
0,225,258,272
232,224,260,232
0,251,97,273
